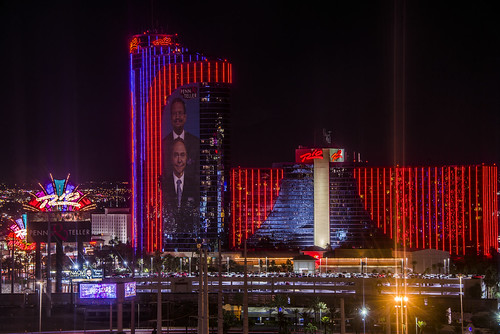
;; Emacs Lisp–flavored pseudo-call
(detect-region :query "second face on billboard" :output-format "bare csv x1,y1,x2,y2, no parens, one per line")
162,84,200,241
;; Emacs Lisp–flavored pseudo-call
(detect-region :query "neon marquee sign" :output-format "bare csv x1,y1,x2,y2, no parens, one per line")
129,37,139,53
6,216,35,251
329,149,344,162
299,149,324,162
24,174,95,212
36,191,82,209
295,148,345,163
152,36,173,46
130,34,179,54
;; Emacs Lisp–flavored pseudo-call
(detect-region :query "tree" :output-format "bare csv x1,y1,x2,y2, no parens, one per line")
269,294,288,320
301,310,312,326
412,260,418,273
223,310,240,334
327,306,341,333
276,310,288,334
152,250,164,273
417,320,426,334
281,259,293,272
321,316,330,334
269,260,279,272
292,308,300,332
309,297,328,328
163,254,177,272
305,322,318,334
109,237,120,246
318,302,328,330
483,266,498,299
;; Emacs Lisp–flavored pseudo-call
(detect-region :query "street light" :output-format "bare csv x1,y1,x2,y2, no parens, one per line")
360,307,368,317
37,281,43,332
459,275,464,334
394,295,409,334
360,307,368,334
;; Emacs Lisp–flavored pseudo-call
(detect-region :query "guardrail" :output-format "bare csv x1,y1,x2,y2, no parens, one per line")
126,275,478,297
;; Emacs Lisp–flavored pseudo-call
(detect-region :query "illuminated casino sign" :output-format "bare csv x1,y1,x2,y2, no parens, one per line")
129,34,179,53
295,148,345,163
129,37,138,53
152,36,173,46
298,149,324,163
70,265,104,280
328,148,344,162
27,219,92,243
25,174,94,243
24,174,95,212
6,215,35,251
79,283,117,299
124,282,137,297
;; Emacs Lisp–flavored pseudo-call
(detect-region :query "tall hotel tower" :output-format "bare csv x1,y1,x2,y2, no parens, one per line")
130,33,232,253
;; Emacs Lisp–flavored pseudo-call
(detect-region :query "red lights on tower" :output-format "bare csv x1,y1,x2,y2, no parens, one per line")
130,33,232,252
354,165,497,256
230,168,283,249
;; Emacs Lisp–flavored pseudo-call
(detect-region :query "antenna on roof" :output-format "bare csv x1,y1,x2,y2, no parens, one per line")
322,128,332,145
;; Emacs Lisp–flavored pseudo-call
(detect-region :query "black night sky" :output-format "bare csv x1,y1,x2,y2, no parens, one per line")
0,1,498,184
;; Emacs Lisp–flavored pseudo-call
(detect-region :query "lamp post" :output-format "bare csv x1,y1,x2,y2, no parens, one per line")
459,275,464,334
38,281,43,332
394,295,408,334
360,307,368,334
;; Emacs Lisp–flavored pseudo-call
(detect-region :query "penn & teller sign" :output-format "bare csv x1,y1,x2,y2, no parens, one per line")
27,221,91,243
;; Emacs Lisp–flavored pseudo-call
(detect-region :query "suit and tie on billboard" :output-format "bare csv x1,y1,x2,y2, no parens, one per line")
162,84,200,241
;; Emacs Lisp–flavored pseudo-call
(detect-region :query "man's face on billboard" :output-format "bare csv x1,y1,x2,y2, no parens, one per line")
171,101,186,135
172,140,187,177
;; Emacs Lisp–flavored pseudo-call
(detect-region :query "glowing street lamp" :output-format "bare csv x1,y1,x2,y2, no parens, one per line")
360,307,369,333
394,295,409,334
360,307,368,318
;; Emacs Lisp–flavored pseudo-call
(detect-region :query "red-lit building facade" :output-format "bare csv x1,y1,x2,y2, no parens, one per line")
231,146,498,257
354,165,498,256
130,33,232,252
230,168,283,248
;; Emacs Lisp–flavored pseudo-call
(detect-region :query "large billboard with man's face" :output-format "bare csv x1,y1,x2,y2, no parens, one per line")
162,84,201,246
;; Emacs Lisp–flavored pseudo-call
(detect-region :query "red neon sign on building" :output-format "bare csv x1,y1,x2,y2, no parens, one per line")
296,148,324,163
295,148,345,163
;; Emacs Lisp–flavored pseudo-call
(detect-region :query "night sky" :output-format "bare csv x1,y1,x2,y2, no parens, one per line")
1,1,498,184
